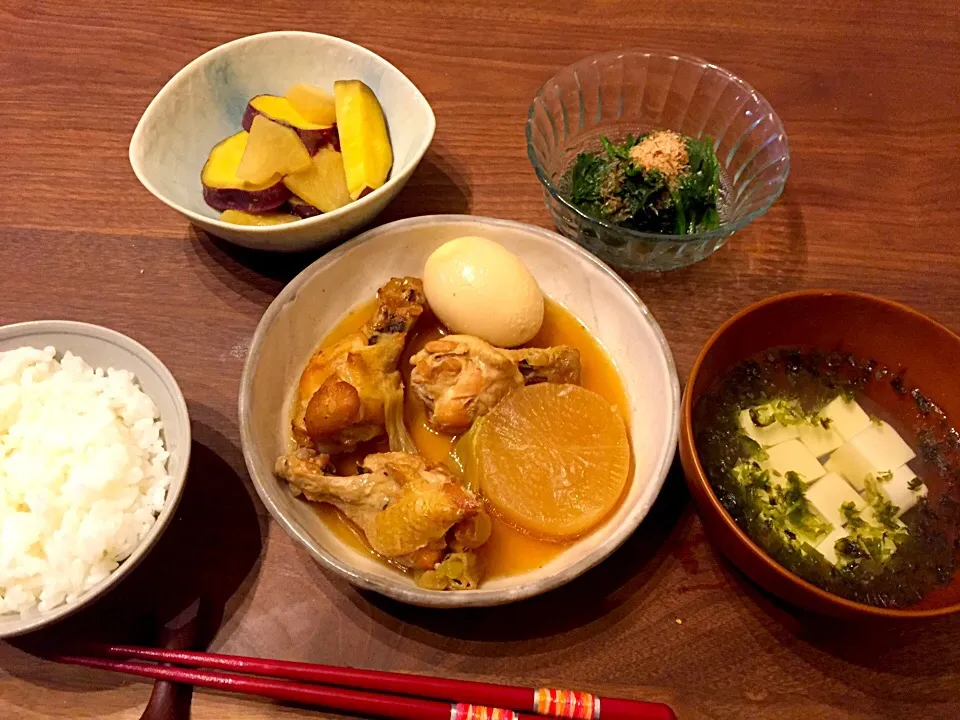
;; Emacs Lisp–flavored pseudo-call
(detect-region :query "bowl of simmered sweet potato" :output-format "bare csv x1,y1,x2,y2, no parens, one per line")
130,31,435,252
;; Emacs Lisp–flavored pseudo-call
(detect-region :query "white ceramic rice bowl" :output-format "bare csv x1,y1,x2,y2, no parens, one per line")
0,321,190,637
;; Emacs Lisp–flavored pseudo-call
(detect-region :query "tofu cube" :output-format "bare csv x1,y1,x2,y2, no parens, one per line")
823,421,916,491
825,445,872,492
761,439,826,485
797,422,844,458
819,396,871,440
815,526,849,566
804,472,866,529
873,465,928,517
738,409,799,447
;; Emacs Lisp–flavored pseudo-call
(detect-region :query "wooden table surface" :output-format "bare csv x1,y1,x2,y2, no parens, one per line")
2,1,960,718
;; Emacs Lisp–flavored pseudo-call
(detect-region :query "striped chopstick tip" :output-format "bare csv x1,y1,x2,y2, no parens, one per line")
533,688,600,719
450,703,519,720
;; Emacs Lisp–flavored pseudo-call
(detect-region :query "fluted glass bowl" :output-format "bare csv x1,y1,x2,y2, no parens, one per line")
527,50,789,272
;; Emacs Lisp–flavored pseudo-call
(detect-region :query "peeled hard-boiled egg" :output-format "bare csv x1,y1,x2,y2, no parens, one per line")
423,236,544,347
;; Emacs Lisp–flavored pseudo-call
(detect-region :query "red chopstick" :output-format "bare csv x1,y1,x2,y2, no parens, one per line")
56,644,676,720
56,654,505,720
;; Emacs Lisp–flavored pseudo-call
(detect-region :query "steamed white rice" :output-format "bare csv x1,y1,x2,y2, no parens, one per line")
0,346,171,616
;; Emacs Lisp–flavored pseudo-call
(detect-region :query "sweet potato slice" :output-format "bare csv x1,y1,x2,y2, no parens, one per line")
220,209,300,226
334,80,393,200
236,115,312,184
285,84,337,126
282,148,352,214
288,195,323,219
242,95,337,154
201,131,290,212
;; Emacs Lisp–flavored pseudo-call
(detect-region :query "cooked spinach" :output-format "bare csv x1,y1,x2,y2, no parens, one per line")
567,130,721,235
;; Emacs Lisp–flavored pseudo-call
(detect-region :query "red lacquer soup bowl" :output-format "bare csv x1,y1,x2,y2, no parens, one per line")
679,290,960,620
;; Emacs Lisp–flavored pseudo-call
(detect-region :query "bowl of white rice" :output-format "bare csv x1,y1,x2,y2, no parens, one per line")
0,321,190,637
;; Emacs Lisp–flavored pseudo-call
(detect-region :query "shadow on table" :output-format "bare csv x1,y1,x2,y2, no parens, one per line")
372,147,471,224
352,458,692,651
622,189,808,303
185,149,471,302
3,428,264,696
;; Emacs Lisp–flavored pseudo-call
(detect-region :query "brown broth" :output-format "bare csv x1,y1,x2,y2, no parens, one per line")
307,297,631,580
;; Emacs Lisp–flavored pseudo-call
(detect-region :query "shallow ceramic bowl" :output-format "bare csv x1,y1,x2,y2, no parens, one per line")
0,321,191,637
680,290,960,620
240,215,679,607
130,31,435,252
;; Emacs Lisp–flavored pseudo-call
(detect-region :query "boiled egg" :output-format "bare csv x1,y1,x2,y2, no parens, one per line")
423,236,544,347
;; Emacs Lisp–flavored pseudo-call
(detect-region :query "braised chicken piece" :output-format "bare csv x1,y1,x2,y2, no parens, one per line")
292,277,425,454
408,334,581,434
276,449,490,586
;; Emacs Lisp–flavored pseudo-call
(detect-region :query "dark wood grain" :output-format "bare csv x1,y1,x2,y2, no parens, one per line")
1,1,960,718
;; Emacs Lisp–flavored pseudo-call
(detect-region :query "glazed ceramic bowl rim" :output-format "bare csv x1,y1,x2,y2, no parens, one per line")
0,320,191,637
129,30,436,235
239,214,681,607
525,48,790,245
682,289,960,619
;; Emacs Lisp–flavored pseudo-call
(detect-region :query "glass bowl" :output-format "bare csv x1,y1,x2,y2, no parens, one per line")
526,50,789,272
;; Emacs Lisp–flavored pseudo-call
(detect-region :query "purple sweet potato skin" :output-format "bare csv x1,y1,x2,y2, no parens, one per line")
287,196,323,219
241,102,338,155
202,182,291,212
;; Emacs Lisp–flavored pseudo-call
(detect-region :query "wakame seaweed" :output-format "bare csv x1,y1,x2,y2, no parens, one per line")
567,130,721,235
